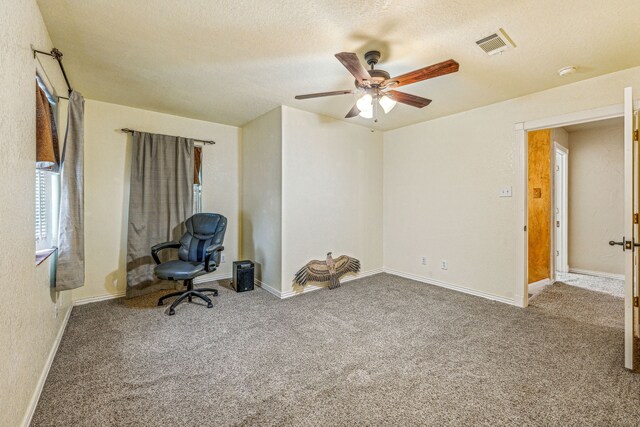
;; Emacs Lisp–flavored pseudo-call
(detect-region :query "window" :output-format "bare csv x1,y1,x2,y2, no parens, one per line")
35,170,57,251
193,182,202,214
193,146,202,214
35,75,60,256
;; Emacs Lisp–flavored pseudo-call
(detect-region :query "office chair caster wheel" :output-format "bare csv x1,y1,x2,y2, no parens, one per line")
169,308,175,316
207,302,213,308
157,301,163,306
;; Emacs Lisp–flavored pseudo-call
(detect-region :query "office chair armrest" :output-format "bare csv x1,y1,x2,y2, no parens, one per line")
204,244,225,272
151,241,180,265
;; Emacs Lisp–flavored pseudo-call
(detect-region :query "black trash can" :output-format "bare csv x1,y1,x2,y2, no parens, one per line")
232,260,254,292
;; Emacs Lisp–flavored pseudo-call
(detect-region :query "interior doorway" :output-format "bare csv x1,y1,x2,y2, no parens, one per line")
517,96,639,371
514,104,625,307
527,117,625,299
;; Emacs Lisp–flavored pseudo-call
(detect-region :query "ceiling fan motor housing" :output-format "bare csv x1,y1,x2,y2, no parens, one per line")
355,69,390,88
356,51,390,88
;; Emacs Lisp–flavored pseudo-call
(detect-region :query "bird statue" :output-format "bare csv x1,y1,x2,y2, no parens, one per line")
294,252,361,289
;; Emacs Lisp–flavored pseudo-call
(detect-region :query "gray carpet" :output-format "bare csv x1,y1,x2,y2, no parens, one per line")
32,274,640,426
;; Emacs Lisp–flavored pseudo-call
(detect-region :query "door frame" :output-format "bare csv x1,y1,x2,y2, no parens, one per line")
515,104,624,308
553,142,569,274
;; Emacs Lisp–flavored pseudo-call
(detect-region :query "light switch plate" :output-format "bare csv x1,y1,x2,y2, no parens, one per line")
499,185,512,197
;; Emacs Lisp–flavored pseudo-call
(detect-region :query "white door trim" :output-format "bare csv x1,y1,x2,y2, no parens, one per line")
515,103,624,308
623,87,635,370
553,143,569,274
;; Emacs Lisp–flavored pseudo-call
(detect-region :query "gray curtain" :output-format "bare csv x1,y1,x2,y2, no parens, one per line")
126,131,194,297
56,90,85,291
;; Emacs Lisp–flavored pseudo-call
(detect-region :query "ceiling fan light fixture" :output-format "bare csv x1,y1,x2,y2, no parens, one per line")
358,108,373,119
356,93,373,113
379,95,397,114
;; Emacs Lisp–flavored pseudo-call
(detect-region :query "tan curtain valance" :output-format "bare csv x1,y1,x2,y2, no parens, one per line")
35,85,60,171
194,146,202,185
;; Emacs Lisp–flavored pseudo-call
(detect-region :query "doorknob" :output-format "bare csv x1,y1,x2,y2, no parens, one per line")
609,237,640,251
610,237,627,251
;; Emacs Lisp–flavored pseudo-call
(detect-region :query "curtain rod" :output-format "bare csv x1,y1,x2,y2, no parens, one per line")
120,128,215,145
32,47,73,95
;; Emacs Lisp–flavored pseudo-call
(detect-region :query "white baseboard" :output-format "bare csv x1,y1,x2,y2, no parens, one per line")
383,268,518,307
567,268,624,281
254,279,281,298
528,278,550,292
21,304,73,427
513,294,527,308
255,268,384,299
72,274,230,306
282,268,384,299
193,272,232,285
73,291,126,306
255,268,518,307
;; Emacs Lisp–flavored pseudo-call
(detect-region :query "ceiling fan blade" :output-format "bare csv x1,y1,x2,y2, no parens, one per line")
335,52,371,86
345,103,360,118
383,59,459,88
386,90,432,108
295,90,355,100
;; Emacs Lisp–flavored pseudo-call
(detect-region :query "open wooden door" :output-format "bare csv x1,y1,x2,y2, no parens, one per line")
623,87,639,370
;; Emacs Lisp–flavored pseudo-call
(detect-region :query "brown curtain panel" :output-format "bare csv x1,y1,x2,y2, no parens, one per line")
35,85,60,171
194,146,202,185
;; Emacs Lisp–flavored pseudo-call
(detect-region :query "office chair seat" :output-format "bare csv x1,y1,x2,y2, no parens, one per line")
154,260,204,281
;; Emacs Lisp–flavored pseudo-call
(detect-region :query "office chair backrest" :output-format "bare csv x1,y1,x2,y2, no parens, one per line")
178,213,227,264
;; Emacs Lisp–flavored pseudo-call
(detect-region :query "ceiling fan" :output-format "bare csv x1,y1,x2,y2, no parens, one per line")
295,51,459,121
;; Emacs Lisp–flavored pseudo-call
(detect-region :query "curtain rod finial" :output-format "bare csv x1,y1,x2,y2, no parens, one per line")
51,48,63,61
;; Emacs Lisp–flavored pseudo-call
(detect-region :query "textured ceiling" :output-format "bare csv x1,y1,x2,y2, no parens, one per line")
37,0,640,130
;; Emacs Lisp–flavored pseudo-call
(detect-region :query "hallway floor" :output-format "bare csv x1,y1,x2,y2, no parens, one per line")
556,272,624,298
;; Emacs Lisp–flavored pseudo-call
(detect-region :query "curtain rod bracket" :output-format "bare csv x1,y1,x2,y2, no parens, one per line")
32,46,73,95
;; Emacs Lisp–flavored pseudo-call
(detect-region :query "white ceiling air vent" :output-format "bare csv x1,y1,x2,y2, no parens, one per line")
476,28,515,56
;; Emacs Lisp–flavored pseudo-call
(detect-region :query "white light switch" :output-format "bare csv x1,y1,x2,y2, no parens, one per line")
499,186,512,198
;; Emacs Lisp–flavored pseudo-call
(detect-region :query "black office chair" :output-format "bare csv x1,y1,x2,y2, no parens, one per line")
152,213,227,315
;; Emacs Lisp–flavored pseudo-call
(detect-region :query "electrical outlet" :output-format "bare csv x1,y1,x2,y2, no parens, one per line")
421,256,427,266
221,254,226,263
499,185,512,197
440,260,448,270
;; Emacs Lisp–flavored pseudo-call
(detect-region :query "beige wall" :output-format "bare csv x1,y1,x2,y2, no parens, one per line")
0,1,73,426
241,107,283,289
73,99,240,302
281,106,383,293
552,127,569,150
384,66,640,301
568,124,624,275
241,106,383,293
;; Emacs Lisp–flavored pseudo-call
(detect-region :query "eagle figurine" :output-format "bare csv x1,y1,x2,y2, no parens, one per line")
294,252,360,289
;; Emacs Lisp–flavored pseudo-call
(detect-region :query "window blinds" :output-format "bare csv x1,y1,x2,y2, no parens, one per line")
35,170,48,244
